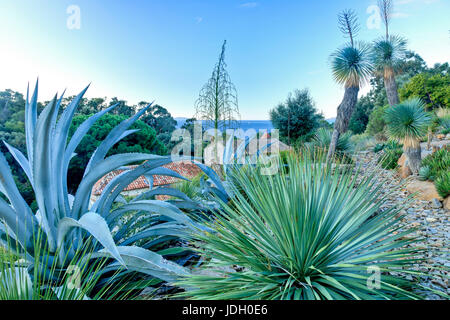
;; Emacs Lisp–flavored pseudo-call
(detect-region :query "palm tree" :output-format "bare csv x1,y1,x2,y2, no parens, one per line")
384,98,431,174
373,0,407,106
327,10,373,159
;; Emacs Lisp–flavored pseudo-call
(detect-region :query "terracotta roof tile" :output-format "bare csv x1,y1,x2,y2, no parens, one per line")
92,161,202,196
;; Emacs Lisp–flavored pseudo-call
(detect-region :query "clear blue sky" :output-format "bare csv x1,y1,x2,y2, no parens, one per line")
0,0,449,119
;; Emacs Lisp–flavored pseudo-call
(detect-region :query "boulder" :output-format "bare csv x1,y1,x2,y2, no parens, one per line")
406,179,443,201
444,196,450,210
399,165,412,179
398,154,406,167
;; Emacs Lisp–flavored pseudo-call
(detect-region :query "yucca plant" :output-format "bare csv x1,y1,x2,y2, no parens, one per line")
177,151,428,300
328,9,374,159
373,0,407,107
384,98,431,174
0,82,207,298
309,128,353,157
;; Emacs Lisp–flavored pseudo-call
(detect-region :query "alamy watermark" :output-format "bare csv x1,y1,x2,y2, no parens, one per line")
170,121,281,176
67,5,81,30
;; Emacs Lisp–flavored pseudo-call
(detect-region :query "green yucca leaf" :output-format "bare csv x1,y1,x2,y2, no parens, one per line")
373,35,407,74
330,41,374,87
178,151,428,300
384,98,431,144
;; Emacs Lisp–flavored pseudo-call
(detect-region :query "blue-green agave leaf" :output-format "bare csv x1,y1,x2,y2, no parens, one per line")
57,212,125,266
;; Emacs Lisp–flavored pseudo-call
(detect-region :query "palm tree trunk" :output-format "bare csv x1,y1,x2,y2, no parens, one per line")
327,86,359,160
384,72,399,107
404,146,421,174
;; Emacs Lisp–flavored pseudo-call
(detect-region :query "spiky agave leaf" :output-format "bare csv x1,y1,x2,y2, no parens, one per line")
384,98,431,147
178,151,428,300
330,41,374,88
1,82,207,297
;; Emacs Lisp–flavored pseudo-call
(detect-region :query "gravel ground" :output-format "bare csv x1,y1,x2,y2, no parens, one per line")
355,150,449,300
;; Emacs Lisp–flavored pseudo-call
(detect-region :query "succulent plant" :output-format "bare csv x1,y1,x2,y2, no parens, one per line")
0,82,205,297
418,166,432,181
435,171,450,199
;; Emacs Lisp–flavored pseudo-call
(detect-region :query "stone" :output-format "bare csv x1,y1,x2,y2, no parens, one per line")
399,164,412,178
406,179,444,201
431,198,442,209
444,196,450,210
398,153,406,167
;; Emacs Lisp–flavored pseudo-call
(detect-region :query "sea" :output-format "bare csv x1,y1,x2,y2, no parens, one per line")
175,119,274,132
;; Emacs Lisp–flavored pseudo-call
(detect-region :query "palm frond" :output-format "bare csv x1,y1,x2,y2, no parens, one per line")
384,98,431,145
330,41,374,87
373,35,407,76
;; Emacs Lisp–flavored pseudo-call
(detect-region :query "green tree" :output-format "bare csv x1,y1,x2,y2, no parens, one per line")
270,89,323,145
348,96,375,134
67,114,166,193
399,73,450,110
140,103,178,151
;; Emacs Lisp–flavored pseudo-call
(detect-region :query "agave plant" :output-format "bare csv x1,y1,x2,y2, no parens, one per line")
178,151,426,300
328,9,374,159
384,98,431,174
0,82,206,298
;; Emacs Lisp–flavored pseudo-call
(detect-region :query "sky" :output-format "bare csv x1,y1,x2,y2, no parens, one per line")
0,0,449,120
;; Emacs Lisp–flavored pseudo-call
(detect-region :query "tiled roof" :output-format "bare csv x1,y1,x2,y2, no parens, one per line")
92,161,202,196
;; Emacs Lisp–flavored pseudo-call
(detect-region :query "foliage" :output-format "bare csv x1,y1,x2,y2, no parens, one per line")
172,174,205,201
378,140,403,170
435,108,450,131
372,35,407,77
435,171,450,199
418,166,432,182
330,41,374,88
308,128,353,156
178,151,425,300
140,103,178,150
0,234,135,300
420,148,450,182
67,113,166,193
270,89,324,145
365,104,389,138
195,40,240,132
0,83,206,299
384,98,431,147
399,73,450,110
348,96,375,134
373,143,385,153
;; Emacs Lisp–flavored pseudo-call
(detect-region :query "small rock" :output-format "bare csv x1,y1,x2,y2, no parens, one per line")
431,198,443,209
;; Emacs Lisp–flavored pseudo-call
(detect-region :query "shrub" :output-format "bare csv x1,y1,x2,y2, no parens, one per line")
373,143,385,153
421,148,450,181
418,166,432,181
435,171,450,198
178,152,425,300
365,105,389,137
378,141,403,170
